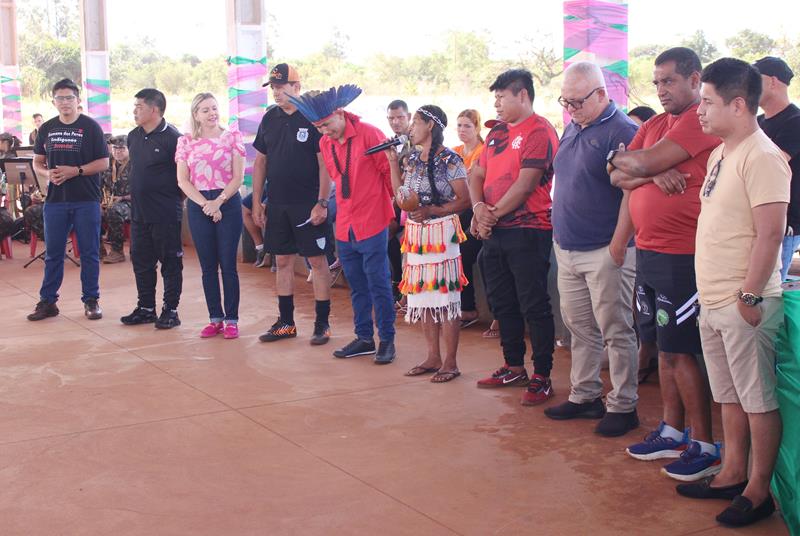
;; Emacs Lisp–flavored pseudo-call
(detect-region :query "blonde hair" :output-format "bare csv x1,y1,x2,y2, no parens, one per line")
190,92,218,138
457,109,484,144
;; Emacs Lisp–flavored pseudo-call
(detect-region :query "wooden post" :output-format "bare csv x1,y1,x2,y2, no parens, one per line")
0,0,22,140
79,0,111,133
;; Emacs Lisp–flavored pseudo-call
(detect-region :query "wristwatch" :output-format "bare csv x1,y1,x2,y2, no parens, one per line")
606,149,618,170
317,198,329,208
78,166,84,176
737,290,763,307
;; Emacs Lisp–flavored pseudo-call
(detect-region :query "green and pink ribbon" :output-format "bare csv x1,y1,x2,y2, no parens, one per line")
85,78,112,133
564,0,629,112
1,69,23,139
227,56,268,187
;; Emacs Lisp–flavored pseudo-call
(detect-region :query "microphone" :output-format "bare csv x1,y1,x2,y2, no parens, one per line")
364,135,408,155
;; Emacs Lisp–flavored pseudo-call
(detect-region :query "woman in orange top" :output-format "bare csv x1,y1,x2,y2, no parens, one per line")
452,109,498,336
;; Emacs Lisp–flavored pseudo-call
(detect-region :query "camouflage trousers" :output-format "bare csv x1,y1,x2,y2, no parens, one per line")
23,204,44,240
102,201,132,252
0,207,13,239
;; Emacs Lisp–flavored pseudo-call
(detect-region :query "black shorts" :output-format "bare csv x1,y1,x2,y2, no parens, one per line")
265,202,331,257
635,249,703,355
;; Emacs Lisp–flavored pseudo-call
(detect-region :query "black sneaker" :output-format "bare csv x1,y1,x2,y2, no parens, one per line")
27,300,59,321
259,319,297,342
374,340,396,364
83,299,103,320
310,322,331,345
333,338,376,358
595,410,639,437
155,308,181,329
120,307,158,325
544,398,606,420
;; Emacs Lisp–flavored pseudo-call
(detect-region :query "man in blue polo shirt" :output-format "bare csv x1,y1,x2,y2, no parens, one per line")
544,61,640,437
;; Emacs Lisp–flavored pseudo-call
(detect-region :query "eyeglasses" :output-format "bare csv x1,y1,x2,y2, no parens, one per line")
558,87,603,110
54,95,77,102
702,157,724,197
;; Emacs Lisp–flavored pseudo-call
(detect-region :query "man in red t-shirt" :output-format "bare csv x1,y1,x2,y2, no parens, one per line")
609,47,722,481
290,86,397,364
468,69,560,405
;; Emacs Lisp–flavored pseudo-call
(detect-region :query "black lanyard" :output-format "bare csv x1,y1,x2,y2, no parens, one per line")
331,139,353,199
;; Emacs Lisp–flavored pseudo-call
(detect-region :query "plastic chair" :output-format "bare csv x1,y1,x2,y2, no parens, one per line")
0,236,12,259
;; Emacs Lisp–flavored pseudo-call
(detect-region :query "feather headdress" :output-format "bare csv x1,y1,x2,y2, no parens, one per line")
288,84,362,124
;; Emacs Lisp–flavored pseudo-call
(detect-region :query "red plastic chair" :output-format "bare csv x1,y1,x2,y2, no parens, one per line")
0,236,12,259
29,232,80,258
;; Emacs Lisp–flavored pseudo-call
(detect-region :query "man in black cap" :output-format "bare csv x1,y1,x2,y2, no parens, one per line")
753,56,800,281
251,63,334,346
101,134,132,264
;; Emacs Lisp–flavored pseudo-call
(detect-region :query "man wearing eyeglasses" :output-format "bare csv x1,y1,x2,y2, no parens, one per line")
544,62,640,437
28,78,109,322
608,48,721,481
678,58,789,528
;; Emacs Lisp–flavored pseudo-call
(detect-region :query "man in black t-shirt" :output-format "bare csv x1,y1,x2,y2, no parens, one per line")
27,79,109,321
754,56,800,280
251,64,334,345
120,88,184,329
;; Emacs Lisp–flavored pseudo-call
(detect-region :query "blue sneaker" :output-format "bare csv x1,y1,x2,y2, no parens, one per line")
626,422,689,460
661,441,722,482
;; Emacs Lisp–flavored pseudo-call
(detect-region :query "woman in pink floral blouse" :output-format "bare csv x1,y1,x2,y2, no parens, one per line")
176,92,245,339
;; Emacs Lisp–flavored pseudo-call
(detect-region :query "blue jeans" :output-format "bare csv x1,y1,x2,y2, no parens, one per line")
187,191,243,322
337,227,395,342
40,201,101,304
781,234,800,281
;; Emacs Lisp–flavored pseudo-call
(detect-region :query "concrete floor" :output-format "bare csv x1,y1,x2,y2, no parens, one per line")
0,241,789,535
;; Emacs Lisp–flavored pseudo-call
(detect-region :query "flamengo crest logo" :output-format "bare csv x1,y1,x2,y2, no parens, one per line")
511,135,523,150
297,128,309,142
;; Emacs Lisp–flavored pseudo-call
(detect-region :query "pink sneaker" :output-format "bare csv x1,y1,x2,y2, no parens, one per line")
223,323,239,339
200,322,223,338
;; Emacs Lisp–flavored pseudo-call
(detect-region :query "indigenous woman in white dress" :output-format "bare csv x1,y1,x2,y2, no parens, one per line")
386,105,471,383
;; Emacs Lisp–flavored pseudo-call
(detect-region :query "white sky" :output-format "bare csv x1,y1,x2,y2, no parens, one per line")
106,0,800,61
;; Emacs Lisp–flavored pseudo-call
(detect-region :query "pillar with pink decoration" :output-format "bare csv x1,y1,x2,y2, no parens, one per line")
79,0,111,133
226,0,268,189
1,0,23,140
563,0,629,118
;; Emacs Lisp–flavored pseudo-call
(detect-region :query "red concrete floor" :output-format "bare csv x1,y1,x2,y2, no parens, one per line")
0,241,789,535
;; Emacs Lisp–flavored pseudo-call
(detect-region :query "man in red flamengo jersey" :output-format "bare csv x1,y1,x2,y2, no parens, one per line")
468,69,560,406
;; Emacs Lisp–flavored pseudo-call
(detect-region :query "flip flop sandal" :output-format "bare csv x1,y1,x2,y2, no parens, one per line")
431,370,461,383
405,365,440,377
482,328,500,339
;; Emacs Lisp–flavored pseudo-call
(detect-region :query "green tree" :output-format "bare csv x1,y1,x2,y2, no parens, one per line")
18,35,81,98
630,44,661,59
726,30,776,61
680,30,719,63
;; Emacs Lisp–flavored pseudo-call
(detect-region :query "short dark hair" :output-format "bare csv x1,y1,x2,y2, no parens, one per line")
32,113,43,119
134,88,167,115
628,106,657,123
387,99,408,113
52,79,80,97
655,47,702,78
489,69,535,103
701,58,762,115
